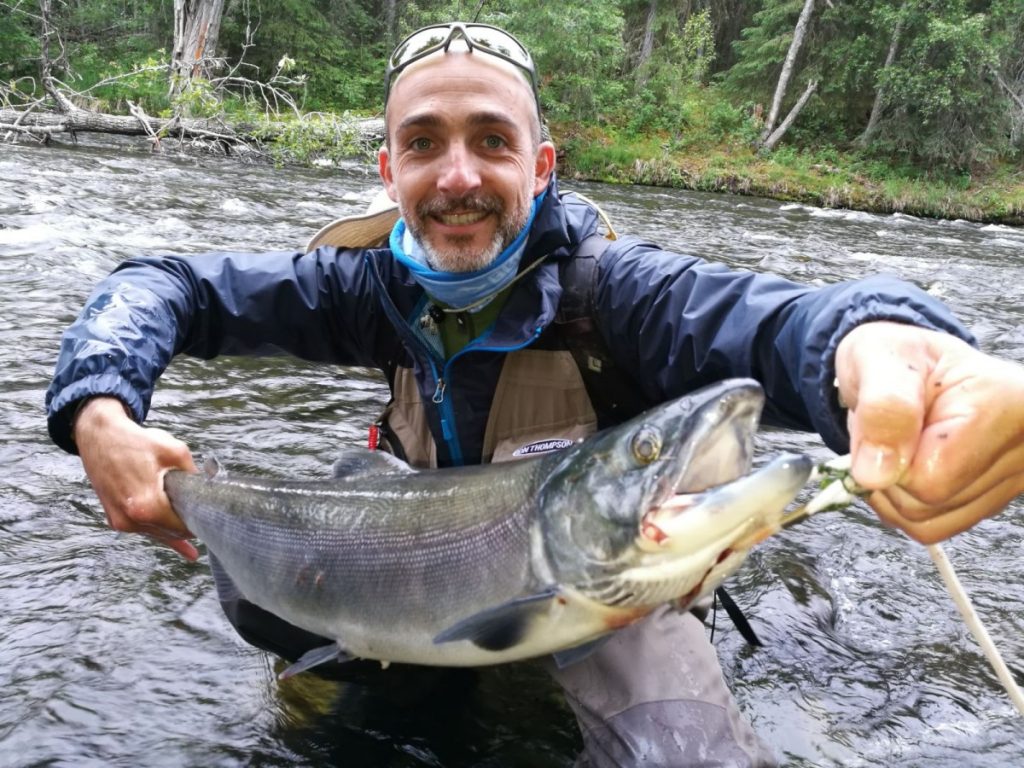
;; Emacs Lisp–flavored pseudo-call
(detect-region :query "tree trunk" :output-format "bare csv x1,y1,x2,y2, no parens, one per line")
758,0,815,146
170,0,226,99
857,8,905,147
637,0,658,70
631,0,659,89
38,0,77,113
384,0,400,49
761,78,818,151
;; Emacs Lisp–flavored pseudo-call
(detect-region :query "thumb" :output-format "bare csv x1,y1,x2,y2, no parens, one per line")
837,326,927,490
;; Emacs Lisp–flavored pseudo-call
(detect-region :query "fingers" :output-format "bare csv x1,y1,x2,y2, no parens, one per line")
137,524,201,562
75,399,199,559
836,322,1024,542
868,472,1024,544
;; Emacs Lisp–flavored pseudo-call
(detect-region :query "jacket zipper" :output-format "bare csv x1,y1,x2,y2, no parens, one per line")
363,251,550,468
429,325,544,466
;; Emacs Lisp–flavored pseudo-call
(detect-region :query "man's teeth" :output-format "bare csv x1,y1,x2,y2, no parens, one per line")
439,211,487,226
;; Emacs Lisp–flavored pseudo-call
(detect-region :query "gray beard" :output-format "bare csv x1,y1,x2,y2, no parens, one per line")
403,191,531,273
420,229,505,272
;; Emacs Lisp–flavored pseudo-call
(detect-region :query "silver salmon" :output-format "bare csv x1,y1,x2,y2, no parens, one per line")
164,378,812,676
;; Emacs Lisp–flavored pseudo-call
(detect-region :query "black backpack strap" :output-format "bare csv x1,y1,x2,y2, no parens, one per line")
713,587,763,647
555,233,651,426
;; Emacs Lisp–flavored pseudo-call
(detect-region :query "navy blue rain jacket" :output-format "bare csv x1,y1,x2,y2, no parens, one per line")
46,178,974,464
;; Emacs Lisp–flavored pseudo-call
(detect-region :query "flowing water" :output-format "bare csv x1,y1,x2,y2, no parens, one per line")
2,137,1023,767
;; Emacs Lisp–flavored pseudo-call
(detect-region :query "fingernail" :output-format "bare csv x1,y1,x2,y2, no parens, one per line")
853,442,904,487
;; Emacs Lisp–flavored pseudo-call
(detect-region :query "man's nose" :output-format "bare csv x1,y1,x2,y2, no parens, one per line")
437,142,481,196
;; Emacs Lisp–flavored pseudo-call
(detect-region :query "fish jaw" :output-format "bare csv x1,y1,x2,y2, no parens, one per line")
615,453,814,608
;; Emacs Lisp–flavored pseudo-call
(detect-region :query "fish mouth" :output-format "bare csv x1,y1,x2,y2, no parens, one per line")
652,379,765,506
638,453,814,554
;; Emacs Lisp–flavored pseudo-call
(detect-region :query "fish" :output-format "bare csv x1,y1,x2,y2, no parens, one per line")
164,378,812,677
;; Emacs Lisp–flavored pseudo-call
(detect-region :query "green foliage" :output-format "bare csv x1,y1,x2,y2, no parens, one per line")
66,44,170,113
680,9,716,85
8,0,1022,184
0,10,39,86
264,113,367,165
722,0,810,97
171,77,223,118
505,0,629,122
872,4,1009,168
219,0,385,112
625,8,717,133
402,0,630,121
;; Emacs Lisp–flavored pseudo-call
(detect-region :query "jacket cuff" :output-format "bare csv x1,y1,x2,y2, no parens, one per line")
812,298,977,454
46,374,144,455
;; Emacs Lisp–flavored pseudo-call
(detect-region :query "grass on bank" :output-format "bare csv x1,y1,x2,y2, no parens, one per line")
561,133,1024,225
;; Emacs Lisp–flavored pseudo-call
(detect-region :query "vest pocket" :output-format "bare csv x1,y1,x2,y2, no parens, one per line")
484,349,598,464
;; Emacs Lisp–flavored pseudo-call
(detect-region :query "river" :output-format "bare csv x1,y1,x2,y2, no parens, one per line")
1,137,1023,767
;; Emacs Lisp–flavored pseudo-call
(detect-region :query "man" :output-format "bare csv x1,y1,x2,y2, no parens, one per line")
46,21,1024,767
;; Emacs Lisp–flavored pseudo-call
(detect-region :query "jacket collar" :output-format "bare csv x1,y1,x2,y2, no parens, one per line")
368,175,600,351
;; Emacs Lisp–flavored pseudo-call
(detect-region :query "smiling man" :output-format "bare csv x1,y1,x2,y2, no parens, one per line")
47,21,1024,768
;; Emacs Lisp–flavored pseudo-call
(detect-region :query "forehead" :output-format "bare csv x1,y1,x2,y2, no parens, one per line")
387,51,536,129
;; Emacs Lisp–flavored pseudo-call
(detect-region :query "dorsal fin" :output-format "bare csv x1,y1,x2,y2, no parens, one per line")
331,446,414,479
202,455,222,479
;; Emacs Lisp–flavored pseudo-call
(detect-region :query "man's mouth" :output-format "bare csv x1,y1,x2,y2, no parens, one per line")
436,210,489,227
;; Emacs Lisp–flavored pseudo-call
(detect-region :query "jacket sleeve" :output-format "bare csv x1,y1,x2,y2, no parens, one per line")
595,238,976,454
45,247,383,454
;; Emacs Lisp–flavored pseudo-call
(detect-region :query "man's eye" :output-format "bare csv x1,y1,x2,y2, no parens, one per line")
483,135,506,149
411,137,432,151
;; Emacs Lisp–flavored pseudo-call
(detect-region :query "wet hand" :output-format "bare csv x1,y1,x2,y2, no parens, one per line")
73,397,200,560
834,321,1024,543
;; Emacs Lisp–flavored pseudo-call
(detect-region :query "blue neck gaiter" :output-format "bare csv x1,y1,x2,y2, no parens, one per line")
389,190,547,311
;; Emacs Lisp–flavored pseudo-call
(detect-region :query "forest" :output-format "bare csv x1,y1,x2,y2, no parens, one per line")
2,0,1022,222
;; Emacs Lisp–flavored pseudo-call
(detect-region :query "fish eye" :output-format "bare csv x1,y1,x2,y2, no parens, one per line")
631,426,661,464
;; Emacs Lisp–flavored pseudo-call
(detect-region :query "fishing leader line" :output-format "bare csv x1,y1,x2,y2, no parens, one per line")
790,455,1024,718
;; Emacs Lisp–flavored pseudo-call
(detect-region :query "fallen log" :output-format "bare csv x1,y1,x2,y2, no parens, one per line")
0,106,386,156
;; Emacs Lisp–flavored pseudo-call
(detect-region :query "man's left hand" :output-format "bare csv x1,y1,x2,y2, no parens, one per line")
835,321,1024,543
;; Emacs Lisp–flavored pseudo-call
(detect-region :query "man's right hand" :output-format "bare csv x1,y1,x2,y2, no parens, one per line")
73,397,200,560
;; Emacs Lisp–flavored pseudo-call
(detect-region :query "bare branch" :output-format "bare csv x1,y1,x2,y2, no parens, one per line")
759,0,816,144
993,68,1024,115
761,79,818,152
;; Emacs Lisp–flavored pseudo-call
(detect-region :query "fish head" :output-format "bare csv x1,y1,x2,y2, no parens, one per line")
537,378,812,610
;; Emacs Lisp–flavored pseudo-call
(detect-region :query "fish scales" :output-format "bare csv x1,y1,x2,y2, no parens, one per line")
167,457,550,653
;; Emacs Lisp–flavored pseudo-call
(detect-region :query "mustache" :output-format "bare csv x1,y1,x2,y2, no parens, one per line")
416,194,504,218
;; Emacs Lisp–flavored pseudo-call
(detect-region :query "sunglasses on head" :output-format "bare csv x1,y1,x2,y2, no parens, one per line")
384,22,541,119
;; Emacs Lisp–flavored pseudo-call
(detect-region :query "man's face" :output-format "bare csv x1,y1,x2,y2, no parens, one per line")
379,51,556,273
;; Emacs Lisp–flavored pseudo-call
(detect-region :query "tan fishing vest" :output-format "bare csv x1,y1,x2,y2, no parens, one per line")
380,349,598,467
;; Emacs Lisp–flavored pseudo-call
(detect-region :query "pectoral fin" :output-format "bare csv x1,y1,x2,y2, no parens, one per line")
278,643,354,680
434,588,561,651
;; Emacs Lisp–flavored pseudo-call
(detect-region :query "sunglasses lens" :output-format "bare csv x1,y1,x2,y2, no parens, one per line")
389,27,450,69
462,25,532,69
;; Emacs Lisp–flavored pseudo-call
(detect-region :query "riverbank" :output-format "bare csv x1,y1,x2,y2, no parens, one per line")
555,125,1024,226
9,104,1020,226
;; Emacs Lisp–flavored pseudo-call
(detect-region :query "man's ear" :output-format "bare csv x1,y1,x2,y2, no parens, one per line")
379,145,398,201
533,142,557,196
